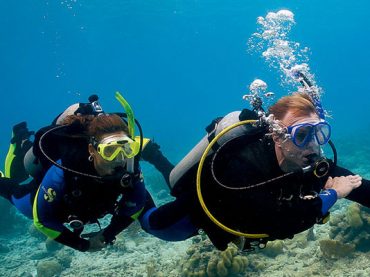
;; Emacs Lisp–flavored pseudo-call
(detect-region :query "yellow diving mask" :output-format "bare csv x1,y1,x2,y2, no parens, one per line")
95,134,140,161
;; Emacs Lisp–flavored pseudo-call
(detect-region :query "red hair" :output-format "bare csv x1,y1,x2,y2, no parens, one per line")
268,93,317,120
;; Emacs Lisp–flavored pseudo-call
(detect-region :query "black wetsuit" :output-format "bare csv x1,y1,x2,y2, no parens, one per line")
145,127,370,250
0,125,174,251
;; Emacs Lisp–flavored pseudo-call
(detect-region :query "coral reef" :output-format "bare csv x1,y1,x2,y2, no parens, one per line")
329,203,370,252
262,240,285,257
180,237,249,277
319,239,355,258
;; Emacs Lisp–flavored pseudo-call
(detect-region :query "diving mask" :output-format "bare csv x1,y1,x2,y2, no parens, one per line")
286,120,331,148
95,134,140,161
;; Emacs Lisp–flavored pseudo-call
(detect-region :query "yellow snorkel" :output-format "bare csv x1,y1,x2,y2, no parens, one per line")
115,91,140,173
115,91,135,138
115,91,150,152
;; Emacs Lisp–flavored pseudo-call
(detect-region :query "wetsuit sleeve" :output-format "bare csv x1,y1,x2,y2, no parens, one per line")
33,165,90,251
330,165,370,208
319,189,337,214
265,193,326,240
140,140,174,186
102,177,147,243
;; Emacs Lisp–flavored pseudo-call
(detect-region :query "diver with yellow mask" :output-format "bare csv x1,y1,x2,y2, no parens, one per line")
0,92,173,252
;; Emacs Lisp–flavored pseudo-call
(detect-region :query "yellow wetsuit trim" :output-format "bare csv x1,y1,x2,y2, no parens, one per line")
4,132,16,178
130,207,144,221
135,137,150,149
32,186,61,239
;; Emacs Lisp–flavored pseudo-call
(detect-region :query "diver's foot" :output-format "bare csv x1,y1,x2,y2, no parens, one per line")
10,122,35,144
10,122,34,154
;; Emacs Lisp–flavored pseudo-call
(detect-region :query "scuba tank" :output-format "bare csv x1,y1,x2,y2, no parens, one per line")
170,109,260,196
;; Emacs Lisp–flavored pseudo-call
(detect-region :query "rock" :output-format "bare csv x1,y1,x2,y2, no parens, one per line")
29,250,49,260
36,259,63,277
56,250,73,268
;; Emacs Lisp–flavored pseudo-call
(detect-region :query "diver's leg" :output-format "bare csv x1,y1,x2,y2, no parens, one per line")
0,177,18,201
141,140,174,186
0,177,37,219
0,178,37,201
5,122,34,182
139,192,198,241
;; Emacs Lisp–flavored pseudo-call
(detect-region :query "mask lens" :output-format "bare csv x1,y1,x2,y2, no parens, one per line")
292,125,313,147
102,144,121,159
315,123,331,145
120,140,140,158
97,137,140,161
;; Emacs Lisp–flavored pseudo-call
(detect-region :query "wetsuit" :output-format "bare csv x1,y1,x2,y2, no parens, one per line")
0,122,171,251
0,157,154,251
141,122,370,250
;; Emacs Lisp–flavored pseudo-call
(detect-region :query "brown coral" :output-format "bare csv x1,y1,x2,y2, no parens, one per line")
319,239,355,258
181,239,248,277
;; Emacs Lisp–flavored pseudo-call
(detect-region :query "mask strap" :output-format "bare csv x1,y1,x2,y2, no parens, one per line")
126,158,134,173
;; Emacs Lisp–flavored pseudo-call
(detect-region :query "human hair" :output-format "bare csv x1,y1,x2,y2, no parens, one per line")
268,93,317,120
61,114,129,141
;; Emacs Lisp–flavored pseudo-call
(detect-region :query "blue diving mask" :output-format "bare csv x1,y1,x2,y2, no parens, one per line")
286,120,331,148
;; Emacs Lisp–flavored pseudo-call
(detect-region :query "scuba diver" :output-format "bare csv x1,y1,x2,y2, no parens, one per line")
0,93,174,252
140,74,368,251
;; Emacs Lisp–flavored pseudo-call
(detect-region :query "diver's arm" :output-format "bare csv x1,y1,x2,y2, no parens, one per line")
33,165,90,252
140,140,174,186
102,178,147,243
266,191,336,239
102,215,134,244
329,165,370,207
319,189,337,214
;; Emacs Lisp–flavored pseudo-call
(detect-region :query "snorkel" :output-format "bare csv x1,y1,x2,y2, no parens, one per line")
115,92,135,140
114,91,136,174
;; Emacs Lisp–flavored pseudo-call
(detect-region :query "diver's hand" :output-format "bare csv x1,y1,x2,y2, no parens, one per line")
324,175,362,199
87,231,106,252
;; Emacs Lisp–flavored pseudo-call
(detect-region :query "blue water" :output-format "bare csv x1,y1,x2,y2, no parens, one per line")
1,0,370,164
1,1,370,275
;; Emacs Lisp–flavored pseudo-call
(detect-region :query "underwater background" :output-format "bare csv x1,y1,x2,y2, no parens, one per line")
1,0,370,276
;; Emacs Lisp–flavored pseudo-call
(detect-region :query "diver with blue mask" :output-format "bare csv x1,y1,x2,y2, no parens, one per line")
140,75,368,251
0,93,174,252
